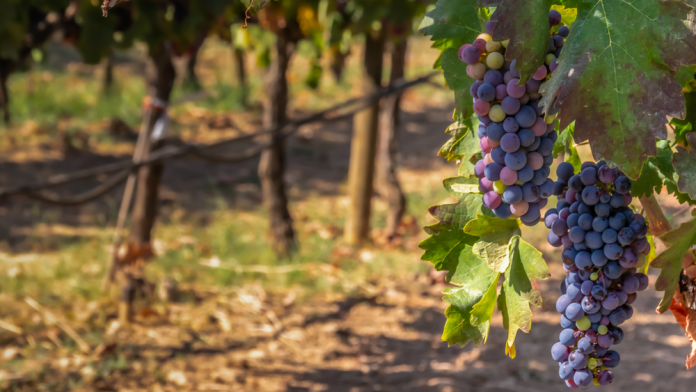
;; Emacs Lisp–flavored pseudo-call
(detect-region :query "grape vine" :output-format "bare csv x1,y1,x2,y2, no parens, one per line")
419,0,696,379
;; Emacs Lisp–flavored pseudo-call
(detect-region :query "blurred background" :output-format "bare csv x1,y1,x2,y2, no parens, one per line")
0,1,694,391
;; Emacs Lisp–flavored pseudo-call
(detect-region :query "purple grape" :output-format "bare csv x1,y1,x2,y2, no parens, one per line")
477,83,496,101
489,147,505,165
591,249,608,267
597,370,614,386
579,167,597,185
602,292,620,311
614,176,632,194
595,202,611,217
518,165,534,182
567,283,582,301
485,20,495,35
619,248,638,268
598,165,618,184
618,227,635,245
558,25,570,37
604,243,624,261
505,150,527,170
470,81,484,99
568,227,585,243
582,296,601,314
568,351,588,370
518,128,535,147
556,162,574,182
635,273,649,291
597,333,613,348
526,78,541,92
486,122,505,141
514,105,537,128
575,251,592,270
559,328,577,346
559,362,575,380
484,69,504,86
553,35,564,47
591,285,607,300
568,175,583,192
581,186,599,205
576,337,592,354
503,185,523,205
581,281,594,296
602,228,617,244
483,191,502,209
460,45,481,64
500,133,521,153
565,303,584,321
621,274,640,294
585,231,604,250
501,96,521,115
602,350,620,367
503,117,519,133
493,202,512,219
548,231,563,247
552,342,570,361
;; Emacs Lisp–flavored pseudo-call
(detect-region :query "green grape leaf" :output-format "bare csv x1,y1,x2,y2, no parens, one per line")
439,122,479,161
540,0,696,180
420,223,479,274
673,133,696,200
551,4,577,26
553,123,581,171
441,243,498,347
665,179,696,206
239,0,274,14
444,176,481,198
638,235,658,275
442,295,489,347
482,0,555,84
429,193,495,230
470,272,500,329
443,48,476,120
464,214,521,272
652,217,696,313
442,48,473,91
497,235,550,356
631,141,676,198
419,0,481,42
458,155,478,177
673,90,696,146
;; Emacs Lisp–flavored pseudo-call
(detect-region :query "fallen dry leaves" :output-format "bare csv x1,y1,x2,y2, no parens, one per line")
668,290,696,369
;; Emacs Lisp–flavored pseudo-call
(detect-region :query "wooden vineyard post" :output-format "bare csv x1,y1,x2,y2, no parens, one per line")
258,28,296,258
377,36,408,241
344,30,386,246
234,48,248,106
116,42,176,323
0,60,10,125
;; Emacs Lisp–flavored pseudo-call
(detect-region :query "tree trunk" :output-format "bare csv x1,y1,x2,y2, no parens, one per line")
117,42,176,323
377,38,408,241
330,45,347,83
103,49,114,94
344,31,386,246
185,34,206,90
0,60,10,126
258,30,295,258
234,48,248,106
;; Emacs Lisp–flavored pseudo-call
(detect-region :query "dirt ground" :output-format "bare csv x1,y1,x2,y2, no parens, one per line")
3,267,693,392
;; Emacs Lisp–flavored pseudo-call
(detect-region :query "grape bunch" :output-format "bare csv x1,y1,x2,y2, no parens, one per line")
546,161,651,388
466,11,570,225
